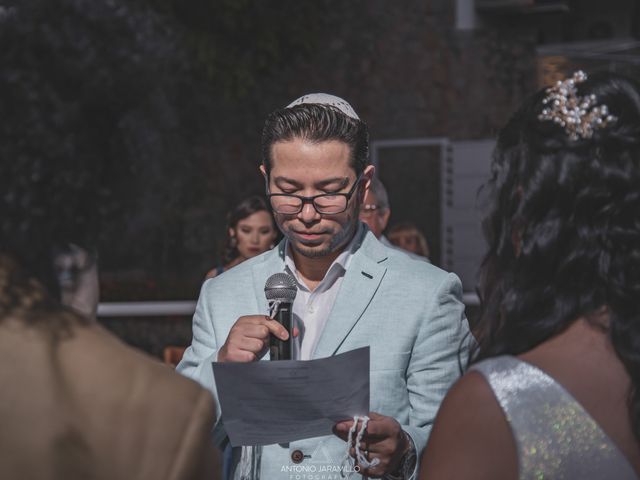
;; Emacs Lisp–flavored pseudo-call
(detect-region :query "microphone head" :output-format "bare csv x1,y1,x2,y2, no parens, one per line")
264,272,297,302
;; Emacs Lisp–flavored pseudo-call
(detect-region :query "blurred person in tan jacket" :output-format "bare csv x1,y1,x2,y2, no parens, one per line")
0,123,221,480
0,258,220,479
0,0,221,475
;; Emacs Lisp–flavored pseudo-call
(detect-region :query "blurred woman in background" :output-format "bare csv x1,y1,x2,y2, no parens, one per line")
206,196,278,279
387,222,430,260
420,71,640,479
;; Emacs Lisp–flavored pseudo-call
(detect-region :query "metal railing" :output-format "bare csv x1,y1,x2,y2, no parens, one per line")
97,301,197,317
97,293,480,318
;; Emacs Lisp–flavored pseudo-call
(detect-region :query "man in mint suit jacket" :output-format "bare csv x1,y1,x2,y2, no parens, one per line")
178,93,470,479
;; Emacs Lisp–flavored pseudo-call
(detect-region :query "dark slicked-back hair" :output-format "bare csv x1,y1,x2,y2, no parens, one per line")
473,71,640,441
261,103,369,176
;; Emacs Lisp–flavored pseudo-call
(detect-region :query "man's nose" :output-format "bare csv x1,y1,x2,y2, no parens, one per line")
298,201,320,223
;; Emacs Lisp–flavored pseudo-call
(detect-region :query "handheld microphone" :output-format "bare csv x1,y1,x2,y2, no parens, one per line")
264,272,297,361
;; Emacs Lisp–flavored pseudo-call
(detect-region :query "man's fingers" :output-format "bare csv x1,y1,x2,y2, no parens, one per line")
348,447,386,478
333,421,352,438
236,315,289,340
333,420,356,442
238,324,270,340
236,315,273,325
263,316,290,340
221,314,291,363
239,350,257,362
230,337,265,353
225,347,256,363
359,412,398,438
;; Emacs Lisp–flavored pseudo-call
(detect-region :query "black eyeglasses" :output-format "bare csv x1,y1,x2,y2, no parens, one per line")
267,174,363,215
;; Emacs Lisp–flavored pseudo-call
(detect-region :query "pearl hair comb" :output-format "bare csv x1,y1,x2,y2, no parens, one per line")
538,71,617,140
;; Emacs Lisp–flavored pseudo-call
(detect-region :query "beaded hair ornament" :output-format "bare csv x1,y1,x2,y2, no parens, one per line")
538,70,617,141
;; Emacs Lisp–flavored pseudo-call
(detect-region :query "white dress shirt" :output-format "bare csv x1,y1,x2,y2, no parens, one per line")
284,228,361,360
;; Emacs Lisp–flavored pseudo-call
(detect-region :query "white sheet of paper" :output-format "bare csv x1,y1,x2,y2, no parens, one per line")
212,347,370,447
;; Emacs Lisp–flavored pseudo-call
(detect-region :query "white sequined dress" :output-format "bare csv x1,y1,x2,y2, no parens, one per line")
471,356,638,479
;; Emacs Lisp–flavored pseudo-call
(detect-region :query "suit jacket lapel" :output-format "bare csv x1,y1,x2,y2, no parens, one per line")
313,230,388,359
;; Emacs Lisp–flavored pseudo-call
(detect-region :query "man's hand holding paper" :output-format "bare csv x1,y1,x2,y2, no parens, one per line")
212,347,370,447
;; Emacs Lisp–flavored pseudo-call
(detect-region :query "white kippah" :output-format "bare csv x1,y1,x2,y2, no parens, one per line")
286,93,360,120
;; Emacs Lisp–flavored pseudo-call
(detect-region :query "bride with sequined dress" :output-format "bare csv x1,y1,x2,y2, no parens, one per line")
420,71,640,479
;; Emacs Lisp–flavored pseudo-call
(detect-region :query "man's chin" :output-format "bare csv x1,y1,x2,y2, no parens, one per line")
290,240,332,258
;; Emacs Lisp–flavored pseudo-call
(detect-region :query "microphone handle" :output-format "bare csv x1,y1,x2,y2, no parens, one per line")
269,301,293,361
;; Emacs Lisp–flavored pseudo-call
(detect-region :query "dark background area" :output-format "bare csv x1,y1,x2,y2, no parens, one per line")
3,0,639,357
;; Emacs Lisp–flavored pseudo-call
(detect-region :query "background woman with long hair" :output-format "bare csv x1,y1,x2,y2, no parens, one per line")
206,196,278,279
420,71,640,479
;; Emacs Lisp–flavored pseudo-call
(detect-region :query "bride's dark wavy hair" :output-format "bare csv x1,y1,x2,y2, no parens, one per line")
472,72,640,441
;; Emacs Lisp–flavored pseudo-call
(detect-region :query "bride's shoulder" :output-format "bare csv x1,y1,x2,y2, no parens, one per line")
419,370,517,480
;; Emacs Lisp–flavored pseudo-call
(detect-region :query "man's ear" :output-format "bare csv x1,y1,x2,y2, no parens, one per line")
259,164,267,178
360,165,376,201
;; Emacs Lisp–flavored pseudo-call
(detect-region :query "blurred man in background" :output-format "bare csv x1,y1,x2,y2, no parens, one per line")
359,176,392,240
360,176,430,262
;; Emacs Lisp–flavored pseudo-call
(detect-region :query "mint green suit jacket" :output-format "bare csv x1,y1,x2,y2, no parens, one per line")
178,226,470,479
